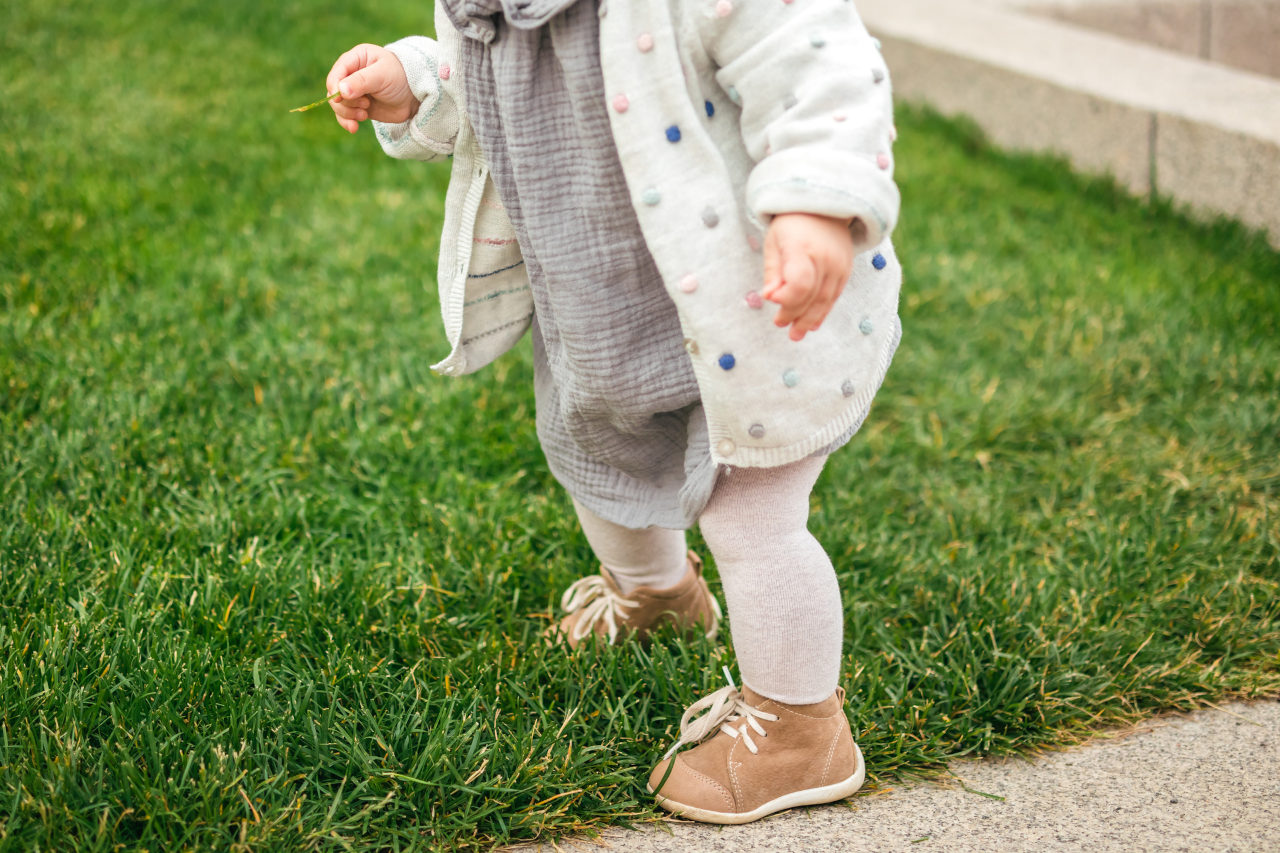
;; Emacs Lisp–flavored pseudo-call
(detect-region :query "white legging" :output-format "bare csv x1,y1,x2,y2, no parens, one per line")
573,455,842,705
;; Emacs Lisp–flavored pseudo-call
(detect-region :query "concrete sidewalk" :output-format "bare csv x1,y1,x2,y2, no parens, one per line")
511,699,1280,852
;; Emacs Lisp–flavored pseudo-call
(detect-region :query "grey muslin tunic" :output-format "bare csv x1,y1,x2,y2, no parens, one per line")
440,0,725,529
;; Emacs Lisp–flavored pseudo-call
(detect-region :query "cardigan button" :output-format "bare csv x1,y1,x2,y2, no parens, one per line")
717,438,736,457
684,337,699,355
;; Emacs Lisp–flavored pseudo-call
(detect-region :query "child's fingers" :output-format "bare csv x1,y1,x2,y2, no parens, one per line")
329,97,369,133
762,227,783,297
326,45,374,98
770,254,819,328
786,271,842,340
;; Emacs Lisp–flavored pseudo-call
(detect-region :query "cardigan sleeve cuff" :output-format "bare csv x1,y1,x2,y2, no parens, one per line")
746,147,900,253
372,37,459,163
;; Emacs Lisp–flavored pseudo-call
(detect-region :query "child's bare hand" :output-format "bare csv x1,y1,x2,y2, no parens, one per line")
326,44,420,134
761,213,856,341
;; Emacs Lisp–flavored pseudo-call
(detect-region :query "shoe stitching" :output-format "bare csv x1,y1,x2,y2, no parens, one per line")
727,736,744,810
774,704,838,721
820,722,840,786
682,761,735,811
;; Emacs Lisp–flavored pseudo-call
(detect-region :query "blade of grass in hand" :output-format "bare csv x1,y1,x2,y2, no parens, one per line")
290,91,342,113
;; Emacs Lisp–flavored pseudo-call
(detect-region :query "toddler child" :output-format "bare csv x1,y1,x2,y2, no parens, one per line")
325,0,901,824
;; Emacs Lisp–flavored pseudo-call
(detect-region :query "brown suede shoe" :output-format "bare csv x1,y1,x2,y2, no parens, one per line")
648,674,864,824
551,551,721,649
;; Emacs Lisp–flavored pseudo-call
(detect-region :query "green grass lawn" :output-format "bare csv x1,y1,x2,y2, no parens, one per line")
3,1,1279,850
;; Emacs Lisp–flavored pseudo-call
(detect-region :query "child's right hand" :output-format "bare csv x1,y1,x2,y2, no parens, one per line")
326,44,420,134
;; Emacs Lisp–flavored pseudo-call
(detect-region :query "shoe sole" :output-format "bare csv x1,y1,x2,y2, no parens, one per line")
648,743,865,825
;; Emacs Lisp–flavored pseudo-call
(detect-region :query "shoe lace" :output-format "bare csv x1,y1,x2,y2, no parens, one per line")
559,574,639,644
662,667,780,760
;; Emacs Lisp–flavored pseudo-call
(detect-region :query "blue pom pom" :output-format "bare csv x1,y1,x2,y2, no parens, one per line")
666,125,682,143
718,353,736,371
872,252,887,270
705,100,715,118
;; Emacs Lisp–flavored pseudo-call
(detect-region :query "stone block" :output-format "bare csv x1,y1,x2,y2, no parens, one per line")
1040,1,1207,58
1156,114,1280,244
881,35,1154,195
1211,0,1280,78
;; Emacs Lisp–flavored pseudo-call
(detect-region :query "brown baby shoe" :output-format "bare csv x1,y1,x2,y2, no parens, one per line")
551,551,721,648
648,671,865,824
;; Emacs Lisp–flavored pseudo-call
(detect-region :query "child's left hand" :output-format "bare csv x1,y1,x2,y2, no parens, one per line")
762,213,857,342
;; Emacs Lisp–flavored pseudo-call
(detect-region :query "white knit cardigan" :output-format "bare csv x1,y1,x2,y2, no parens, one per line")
375,0,902,469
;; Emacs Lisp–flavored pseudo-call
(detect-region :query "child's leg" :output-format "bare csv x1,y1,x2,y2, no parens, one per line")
551,500,721,647
646,456,861,825
697,456,842,704
571,499,689,593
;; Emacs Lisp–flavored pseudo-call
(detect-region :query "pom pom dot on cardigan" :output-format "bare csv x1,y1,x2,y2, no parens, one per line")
718,353,736,370
642,187,661,205
705,100,715,118
810,35,826,48
679,274,699,293
747,234,762,251
873,67,886,84
716,0,733,16
637,32,654,52
701,206,720,228
841,380,856,398
782,368,800,388
727,86,742,105
748,423,766,439
872,252,887,270
612,94,630,113
684,337,699,355
859,317,874,335
744,290,764,309
833,111,848,122
877,152,891,170
783,93,799,109
666,125,682,143
439,62,452,80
